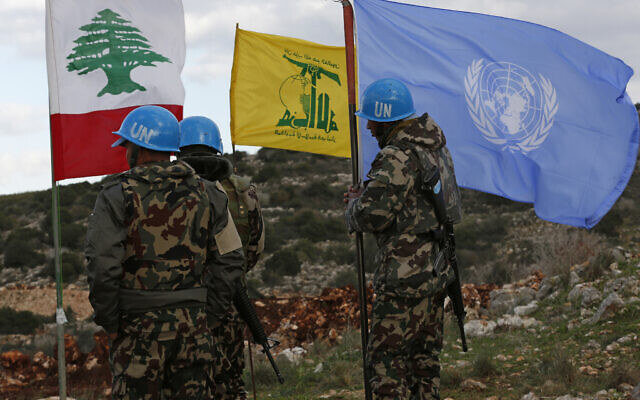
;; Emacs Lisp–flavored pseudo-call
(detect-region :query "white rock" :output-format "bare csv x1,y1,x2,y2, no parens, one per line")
496,314,539,330
279,346,307,364
514,300,539,316
632,382,640,400
568,284,586,302
521,392,539,400
464,319,497,337
585,340,601,350
497,314,525,329
314,362,324,373
627,296,640,305
569,271,581,286
587,292,625,324
605,342,620,352
617,334,636,344
580,287,602,308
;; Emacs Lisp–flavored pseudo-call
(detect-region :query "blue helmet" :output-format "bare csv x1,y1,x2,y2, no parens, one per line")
111,105,180,152
355,78,415,122
179,116,223,154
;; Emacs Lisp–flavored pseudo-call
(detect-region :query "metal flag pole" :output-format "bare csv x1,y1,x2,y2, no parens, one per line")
45,1,67,398
340,2,373,399
50,162,68,400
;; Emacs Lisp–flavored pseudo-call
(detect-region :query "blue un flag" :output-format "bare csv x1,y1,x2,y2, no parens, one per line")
354,0,639,228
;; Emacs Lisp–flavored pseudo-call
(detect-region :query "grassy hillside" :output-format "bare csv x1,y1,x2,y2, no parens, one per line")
0,106,639,293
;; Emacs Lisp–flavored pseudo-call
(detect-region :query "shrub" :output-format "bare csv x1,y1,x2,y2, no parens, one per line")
0,307,53,334
330,269,358,288
471,351,499,378
324,243,355,265
527,347,576,386
254,164,281,184
583,251,614,282
61,223,86,250
46,252,84,283
0,211,15,231
3,238,46,269
263,248,301,280
290,239,320,263
593,207,623,238
534,227,604,281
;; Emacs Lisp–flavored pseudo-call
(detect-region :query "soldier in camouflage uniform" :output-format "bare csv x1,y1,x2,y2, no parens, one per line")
85,106,245,400
345,79,462,399
178,116,265,400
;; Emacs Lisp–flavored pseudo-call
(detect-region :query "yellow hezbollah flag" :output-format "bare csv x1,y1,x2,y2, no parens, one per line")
230,28,350,158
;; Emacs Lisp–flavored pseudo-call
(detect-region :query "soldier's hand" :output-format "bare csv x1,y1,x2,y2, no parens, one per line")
343,185,363,204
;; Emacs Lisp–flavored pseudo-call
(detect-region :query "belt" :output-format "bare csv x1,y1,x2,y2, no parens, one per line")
119,287,207,313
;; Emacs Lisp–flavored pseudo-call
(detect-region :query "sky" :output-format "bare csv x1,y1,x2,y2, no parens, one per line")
0,0,638,195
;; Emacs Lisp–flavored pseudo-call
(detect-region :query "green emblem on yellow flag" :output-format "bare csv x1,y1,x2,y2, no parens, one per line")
231,28,351,158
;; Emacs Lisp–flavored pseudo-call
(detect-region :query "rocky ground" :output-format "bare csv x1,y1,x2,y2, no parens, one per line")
1,249,639,399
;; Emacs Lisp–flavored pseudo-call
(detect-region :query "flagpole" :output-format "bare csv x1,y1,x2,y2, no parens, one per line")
341,2,372,399
46,1,67,398
49,133,68,400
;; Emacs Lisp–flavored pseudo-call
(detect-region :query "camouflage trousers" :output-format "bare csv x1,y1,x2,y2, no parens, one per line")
210,318,247,399
367,291,445,400
110,308,215,400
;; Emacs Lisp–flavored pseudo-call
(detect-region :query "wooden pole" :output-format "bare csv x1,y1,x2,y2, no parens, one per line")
341,2,372,399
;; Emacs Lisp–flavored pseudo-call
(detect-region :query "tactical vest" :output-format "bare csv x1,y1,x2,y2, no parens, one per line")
391,141,462,236
221,175,251,247
119,170,212,293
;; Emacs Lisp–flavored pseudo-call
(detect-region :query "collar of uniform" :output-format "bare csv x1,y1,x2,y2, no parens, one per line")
127,160,194,183
388,113,446,150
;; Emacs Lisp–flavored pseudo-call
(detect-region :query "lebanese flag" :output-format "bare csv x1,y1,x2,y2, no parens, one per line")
45,0,185,181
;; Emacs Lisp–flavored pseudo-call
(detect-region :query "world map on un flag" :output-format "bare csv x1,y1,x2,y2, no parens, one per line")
465,59,559,153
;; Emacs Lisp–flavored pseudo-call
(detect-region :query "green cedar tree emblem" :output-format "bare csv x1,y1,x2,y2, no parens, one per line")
66,9,171,97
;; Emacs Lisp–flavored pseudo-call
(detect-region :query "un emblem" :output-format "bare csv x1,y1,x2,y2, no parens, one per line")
464,59,558,153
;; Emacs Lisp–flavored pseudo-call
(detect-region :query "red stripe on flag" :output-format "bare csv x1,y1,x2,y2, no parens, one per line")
50,105,183,181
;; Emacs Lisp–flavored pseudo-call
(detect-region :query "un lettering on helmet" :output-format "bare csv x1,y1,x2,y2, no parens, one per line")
374,101,393,119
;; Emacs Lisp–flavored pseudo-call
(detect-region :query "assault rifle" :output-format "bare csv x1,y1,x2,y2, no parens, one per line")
424,171,468,352
233,281,285,384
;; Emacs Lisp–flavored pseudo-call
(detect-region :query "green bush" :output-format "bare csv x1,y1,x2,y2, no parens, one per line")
0,307,53,334
3,238,46,269
0,211,15,231
61,223,86,250
593,207,623,237
46,252,84,283
253,164,282,184
290,239,320,263
330,269,358,288
263,248,301,280
324,243,355,265
471,351,499,378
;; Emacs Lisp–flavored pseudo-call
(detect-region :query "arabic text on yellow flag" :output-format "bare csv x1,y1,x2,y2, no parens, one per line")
231,28,350,158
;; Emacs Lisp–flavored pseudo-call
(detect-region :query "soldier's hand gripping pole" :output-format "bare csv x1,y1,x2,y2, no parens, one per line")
234,281,285,384
425,170,468,352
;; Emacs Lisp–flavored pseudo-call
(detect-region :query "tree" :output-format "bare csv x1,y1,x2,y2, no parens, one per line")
66,9,171,97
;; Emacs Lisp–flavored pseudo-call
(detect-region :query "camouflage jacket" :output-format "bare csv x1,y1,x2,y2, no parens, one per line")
346,114,462,298
85,160,244,333
182,154,265,271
